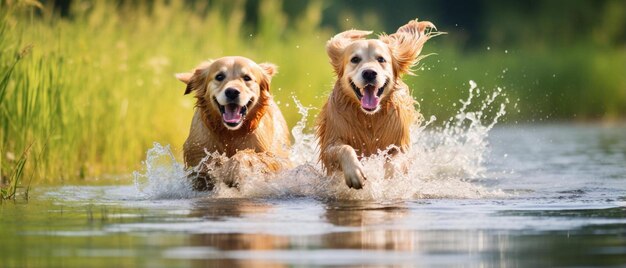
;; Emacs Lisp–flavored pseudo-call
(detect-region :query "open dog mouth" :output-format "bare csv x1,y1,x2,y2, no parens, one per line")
350,79,388,112
214,98,253,128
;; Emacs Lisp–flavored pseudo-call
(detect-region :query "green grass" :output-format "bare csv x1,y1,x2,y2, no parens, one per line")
1,0,625,185
0,142,32,201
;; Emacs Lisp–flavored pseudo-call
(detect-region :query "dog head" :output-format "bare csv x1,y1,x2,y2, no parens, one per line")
327,19,438,114
177,56,277,130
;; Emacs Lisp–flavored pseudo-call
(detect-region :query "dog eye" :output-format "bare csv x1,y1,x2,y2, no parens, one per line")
243,75,252,81
377,56,386,63
350,56,361,64
215,73,225,81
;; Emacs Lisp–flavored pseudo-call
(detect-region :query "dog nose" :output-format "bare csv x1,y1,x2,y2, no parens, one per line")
224,88,240,100
362,69,377,82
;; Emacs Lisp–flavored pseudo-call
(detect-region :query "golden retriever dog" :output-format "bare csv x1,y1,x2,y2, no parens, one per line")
316,19,439,189
176,56,291,190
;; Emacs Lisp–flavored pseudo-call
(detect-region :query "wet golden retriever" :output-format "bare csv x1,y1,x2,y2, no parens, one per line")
316,19,439,189
176,56,291,190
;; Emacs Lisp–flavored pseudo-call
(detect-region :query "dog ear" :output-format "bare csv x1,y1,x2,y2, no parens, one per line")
174,72,197,95
326,30,372,76
175,73,193,84
258,62,278,80
380,19,441,76
176,61,212,95
258,63,278,93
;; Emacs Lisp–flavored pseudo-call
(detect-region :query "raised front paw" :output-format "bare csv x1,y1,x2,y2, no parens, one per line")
343,163,368,189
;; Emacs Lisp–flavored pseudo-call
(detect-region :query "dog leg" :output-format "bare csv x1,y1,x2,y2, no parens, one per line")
222,152,251,188
187,154,224,191
384,160,398,179
222,151,287,188
383,148,407,179
383,158,410,179
327,144,368,189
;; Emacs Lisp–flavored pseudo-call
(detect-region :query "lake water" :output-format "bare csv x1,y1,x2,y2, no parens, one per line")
2,123,625,267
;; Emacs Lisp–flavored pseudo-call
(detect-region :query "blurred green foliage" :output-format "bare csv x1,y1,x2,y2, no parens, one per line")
1,0,624,183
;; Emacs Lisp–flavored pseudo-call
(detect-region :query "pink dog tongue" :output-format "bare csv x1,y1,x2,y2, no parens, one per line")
222,104,242,123
361,86,379,110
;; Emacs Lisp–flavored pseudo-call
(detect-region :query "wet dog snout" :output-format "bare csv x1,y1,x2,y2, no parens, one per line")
362,69,377,82
224,88,240,100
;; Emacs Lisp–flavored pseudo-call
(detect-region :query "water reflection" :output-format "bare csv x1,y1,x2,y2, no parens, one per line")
321,200,414,251
186,199,287,267
188,198,274,220
181,199,417,266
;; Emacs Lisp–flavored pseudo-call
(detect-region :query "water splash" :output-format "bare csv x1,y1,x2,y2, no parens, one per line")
133,81,508,200
132,143,201,199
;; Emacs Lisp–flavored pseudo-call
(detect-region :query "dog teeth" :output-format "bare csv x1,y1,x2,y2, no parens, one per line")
376,80,389,97
350,80,363,99
214,98,226,113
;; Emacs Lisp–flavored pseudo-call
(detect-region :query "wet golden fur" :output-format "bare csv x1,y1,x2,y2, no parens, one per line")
177,56,291,189
316,19,438,189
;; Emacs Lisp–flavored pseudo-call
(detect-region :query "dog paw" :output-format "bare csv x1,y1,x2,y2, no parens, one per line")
343,164,367,189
